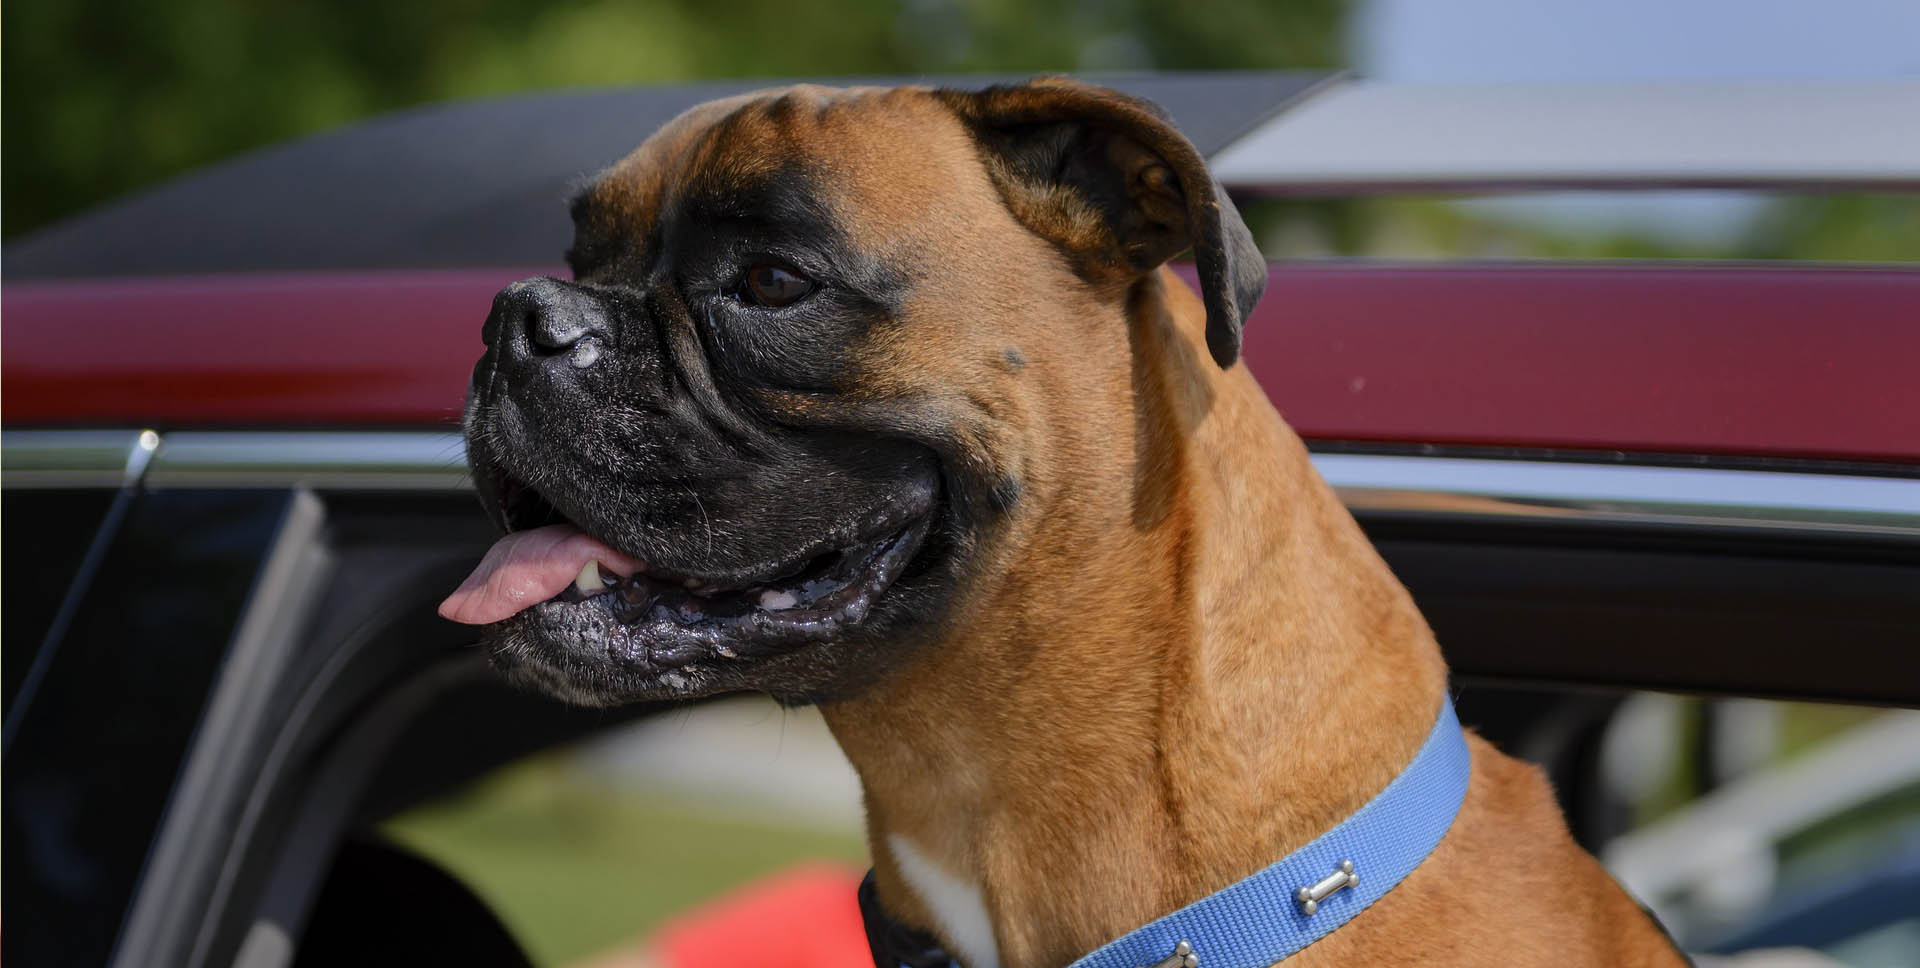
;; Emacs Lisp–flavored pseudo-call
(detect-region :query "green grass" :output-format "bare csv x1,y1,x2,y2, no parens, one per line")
383,755,868,966
389,699,1902,965
1638,700,1893,824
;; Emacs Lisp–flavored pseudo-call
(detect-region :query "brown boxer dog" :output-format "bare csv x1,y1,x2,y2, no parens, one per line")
440,78,1688,967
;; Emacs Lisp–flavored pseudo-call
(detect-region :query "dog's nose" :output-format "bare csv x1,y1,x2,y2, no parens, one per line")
487,277,613,370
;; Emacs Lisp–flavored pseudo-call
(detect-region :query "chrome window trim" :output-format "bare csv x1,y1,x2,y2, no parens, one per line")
144,431,470,491
4,430,1916,537
1312,453,1920,538
1,429,160,488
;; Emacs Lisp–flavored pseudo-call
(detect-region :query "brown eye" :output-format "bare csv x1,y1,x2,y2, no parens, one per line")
741,263,815,308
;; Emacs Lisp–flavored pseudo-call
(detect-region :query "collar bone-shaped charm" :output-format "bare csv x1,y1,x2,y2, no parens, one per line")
1294,860,1359,915
1143,940,1198,968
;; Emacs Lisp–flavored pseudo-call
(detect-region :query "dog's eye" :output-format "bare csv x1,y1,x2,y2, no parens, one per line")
740,263,815,308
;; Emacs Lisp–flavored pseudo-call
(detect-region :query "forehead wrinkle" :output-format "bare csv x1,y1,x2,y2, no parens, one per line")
575,87,1007,285
681,84,892,196
582,93,769,236
680,100,799,208
674,90,902,236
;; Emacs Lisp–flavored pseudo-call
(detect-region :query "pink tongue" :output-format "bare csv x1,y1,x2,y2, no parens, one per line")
438,524,645,625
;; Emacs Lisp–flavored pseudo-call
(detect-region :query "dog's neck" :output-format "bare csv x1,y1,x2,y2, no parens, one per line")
821,270,1449,968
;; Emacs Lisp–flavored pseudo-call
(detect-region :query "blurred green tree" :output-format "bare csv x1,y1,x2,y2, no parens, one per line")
1,0,1346,236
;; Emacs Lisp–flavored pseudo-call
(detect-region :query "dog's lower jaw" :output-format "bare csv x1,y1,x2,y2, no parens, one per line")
820,273,1454,968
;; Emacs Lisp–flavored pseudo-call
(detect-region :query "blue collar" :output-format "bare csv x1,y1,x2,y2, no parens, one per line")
861,697,1471,968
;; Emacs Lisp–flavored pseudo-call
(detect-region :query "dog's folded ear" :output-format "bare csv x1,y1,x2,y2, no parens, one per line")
938,77,1267,368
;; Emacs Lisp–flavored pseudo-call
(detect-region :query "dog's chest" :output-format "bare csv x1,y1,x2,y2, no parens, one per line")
888,833,1002,968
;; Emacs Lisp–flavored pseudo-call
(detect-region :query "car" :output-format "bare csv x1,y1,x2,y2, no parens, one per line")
5,72,1917,968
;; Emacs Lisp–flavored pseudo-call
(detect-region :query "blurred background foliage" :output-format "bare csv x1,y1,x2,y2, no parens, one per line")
7,0,1915,261
1,0,1342,236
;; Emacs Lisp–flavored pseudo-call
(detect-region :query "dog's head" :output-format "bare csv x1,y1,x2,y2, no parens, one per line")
440,79,1265,706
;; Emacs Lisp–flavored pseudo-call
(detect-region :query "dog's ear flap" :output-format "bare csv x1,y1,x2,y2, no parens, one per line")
939,77,1266,368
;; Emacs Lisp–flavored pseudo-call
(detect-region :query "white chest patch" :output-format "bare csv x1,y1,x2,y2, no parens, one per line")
888,833,1001,968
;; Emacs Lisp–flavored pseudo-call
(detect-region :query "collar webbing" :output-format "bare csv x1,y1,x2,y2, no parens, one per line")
864,697,1471,968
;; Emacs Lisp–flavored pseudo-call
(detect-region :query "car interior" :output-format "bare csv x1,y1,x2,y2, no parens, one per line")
7,457,1916,967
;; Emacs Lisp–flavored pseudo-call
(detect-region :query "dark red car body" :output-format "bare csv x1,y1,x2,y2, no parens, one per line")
7,264,1920,464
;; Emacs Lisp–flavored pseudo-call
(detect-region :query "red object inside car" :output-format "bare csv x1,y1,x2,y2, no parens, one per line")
648,864,869,968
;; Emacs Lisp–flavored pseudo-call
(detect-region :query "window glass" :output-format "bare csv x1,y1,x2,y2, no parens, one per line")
2,488,117,711
2,490,293,968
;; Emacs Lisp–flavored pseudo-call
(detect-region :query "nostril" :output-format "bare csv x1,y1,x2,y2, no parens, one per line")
527,308,589,354
490,277,614,368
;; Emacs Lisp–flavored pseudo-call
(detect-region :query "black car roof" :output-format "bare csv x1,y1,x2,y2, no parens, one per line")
4,71,1329,280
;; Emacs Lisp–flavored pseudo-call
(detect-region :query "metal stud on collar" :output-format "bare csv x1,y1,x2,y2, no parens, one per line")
1144,940,1198,968
1294,859,1358,915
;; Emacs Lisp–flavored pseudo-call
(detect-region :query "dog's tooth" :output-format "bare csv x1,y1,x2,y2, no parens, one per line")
759,589,799,611
574,560,603,596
